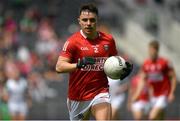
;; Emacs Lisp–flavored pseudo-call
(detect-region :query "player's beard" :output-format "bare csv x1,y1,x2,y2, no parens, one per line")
151,54,158,61
83,27,97,39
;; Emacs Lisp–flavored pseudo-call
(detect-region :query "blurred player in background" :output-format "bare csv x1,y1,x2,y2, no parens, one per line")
4,60,31,120
56,3,133,120
138,40,177,120
128,73,151,120
108,77,128,120
0,80,10,120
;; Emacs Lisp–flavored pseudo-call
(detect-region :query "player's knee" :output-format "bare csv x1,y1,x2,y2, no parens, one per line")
149,108,164,120
91,102,111,120
132,111,143,120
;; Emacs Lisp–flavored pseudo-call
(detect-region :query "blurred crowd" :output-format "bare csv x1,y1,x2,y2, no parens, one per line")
0,0,66,120
0,0,179,120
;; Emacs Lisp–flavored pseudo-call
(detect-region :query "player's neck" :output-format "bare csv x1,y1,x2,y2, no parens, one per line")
151,56,158,62
82,30,98,40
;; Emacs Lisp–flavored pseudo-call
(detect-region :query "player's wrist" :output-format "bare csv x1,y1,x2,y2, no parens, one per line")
169,92,174,96
76,58,83,68
132,96,138,102
76,57,95,69
119,62,133,80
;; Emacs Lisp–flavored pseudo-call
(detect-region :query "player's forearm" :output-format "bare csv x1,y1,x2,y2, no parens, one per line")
132,92,139,102
169,70,177,95
127,88,133,104
56,61,77,73
2,93,9,102
170,77,177,95
132,80,144,102
127,86,133,111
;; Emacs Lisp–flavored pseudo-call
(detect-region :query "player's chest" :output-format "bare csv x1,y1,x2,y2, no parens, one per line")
8,81,26,94
76,40,110,57
144,62,166,73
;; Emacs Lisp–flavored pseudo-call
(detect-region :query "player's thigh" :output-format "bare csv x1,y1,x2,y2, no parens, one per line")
131,101,144,119
131,103,143,119
111,94,125,110
149,106,164,120
132,110,143,120
17,114,26,120
67,99,91,120
149,96,167,119
151,95,168,109
8,102,18,116
111,107,119,120
18,103,28,118
91,102,111,120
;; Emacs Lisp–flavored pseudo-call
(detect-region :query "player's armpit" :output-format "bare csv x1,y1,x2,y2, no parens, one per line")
55,56,77,73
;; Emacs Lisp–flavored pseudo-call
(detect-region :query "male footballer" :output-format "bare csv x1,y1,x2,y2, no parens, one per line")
138,40,177,120
56,3,132,120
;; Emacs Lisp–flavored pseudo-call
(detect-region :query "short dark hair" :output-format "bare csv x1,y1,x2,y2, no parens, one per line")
149,40,159,50
79,3,98,16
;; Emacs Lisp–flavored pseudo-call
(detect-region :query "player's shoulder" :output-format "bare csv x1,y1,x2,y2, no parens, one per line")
158,57,171,66
143,58,151,65
159,57,169,62
67,31,82,42
99,31,114,41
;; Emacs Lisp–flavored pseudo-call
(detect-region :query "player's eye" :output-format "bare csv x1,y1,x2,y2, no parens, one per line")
90,18,96,22
82,18,88,22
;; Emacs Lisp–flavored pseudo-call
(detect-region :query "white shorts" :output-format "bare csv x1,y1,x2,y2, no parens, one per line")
150,95,168,109
131,100,150,114
8,102,28,116
111,93,125,109
67,92,110,121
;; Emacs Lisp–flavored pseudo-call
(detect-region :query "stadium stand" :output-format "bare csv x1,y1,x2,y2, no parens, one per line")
0,0,179,120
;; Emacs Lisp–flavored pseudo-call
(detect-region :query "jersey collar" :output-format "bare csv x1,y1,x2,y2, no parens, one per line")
80,30,101,39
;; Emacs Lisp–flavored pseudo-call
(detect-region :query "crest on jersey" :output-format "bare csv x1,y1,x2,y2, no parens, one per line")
104,44,109,51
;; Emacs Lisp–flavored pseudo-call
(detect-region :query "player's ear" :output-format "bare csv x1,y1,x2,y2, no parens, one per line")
78,18,80,24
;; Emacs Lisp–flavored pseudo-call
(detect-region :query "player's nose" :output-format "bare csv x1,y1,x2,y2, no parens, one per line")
87,20,91,25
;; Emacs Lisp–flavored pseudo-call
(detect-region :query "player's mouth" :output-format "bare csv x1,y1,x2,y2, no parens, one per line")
85,27,93,30
85,27,93,32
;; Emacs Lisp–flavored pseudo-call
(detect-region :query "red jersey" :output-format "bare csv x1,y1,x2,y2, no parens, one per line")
142,57,173,97
131,75,149,101
60,30,117,101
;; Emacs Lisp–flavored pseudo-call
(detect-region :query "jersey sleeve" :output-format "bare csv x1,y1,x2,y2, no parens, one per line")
109,37,118,56
166,60,174,71
60,39,75,59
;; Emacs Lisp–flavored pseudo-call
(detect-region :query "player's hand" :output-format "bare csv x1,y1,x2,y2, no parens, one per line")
168,93,175,103
77,57,95,68
119,62,133,80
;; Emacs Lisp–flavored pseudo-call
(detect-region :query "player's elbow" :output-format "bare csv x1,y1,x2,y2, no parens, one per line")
55,63,64,73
